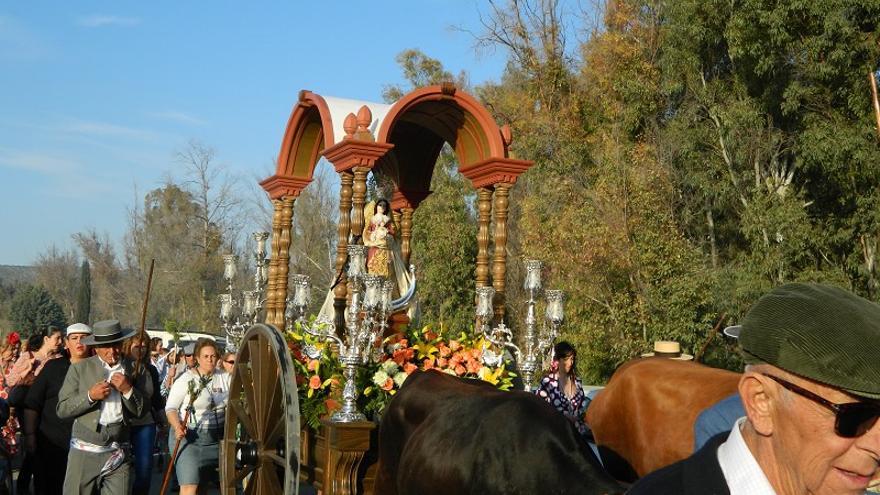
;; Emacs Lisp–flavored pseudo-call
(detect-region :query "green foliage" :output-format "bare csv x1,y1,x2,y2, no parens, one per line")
9,285,66,337
75,260,91,324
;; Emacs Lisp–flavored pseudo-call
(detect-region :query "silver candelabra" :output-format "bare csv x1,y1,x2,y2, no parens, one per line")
285,244,394,423
477,259,565,391
219,232,270,352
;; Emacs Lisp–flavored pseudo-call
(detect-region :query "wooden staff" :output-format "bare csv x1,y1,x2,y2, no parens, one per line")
139,259,155,339
159,408,191,495
694,313,727,363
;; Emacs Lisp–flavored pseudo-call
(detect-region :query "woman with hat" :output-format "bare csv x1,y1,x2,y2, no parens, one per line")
165,338,230,495
535,341,591,440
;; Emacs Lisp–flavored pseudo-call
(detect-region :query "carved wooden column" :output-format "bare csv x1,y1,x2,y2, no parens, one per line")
476,187,494,288
491,183,511,319
268,196,295,327
400,207,414,265
351,167,370,243
264,198,284,324
320,420,375,495
333,171,354,330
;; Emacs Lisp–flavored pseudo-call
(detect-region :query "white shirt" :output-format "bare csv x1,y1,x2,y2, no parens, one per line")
91,358,133,426
717,417,777,495
165,369,230,429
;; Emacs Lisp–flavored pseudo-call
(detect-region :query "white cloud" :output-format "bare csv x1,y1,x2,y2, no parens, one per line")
0,15,50,60
147,110,207,126
0,148,79,174
76,15,140,28
60,118,161,141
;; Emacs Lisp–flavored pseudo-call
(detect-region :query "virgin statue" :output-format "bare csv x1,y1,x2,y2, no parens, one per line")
363,198,394,277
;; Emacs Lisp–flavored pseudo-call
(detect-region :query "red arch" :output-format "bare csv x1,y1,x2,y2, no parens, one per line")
376,84,509,165
275,91,334,180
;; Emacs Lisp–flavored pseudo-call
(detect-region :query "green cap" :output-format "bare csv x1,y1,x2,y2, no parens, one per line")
739,283,880,400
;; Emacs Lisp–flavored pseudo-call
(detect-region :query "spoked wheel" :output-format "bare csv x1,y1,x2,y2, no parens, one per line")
221,323,300,495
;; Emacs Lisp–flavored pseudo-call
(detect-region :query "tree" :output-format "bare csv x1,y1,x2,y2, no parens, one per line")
33,245,80,321
9,285,66,337
75,260,91,324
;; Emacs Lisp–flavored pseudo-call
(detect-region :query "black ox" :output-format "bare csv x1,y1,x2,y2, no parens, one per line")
375,370,623,495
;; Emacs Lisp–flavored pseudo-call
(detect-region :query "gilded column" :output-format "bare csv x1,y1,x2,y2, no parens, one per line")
334,171,354,330
351,167,369,243
400,207,414,266
269,196,295,327
476,187,493,288
265,198,284,325
491,183,511,319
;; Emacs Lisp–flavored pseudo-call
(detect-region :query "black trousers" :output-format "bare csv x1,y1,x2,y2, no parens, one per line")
33,433,68,495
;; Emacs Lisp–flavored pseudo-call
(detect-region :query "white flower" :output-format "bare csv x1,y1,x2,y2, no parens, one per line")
393,371,408,387
381,360,399,374
443,368,457,376
372,370,390,387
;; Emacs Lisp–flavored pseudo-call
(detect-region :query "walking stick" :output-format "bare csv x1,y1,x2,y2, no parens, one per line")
139,259,155,339
159,408,191,495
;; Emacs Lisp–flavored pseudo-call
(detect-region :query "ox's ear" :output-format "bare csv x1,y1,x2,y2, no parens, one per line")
739,371,776,436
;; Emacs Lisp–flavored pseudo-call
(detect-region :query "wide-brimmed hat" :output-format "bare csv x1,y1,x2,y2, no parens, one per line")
641,340,694,361
66,323,93,336
82,320,136,346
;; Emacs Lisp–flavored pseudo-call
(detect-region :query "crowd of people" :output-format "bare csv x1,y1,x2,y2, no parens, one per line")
0,321,230,495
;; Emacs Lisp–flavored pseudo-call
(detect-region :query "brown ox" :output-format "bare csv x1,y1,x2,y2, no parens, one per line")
376,370,623,495
585,358,740,481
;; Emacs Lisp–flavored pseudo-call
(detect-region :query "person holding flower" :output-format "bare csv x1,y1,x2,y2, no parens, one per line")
535,341,590,440
165,339,229,495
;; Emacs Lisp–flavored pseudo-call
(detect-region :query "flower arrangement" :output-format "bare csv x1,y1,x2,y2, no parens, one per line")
285,319,517,431
362,324,516,418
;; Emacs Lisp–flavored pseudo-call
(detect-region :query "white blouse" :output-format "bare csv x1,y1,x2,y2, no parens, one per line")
165,368,230,430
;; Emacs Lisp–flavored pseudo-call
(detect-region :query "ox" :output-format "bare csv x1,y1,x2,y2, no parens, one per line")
585,358,740,482
376,370,623,495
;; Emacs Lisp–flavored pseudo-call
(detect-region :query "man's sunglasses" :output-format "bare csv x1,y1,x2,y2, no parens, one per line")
763,373,880,438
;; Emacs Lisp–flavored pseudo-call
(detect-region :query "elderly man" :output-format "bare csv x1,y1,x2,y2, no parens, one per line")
24,323,93,495
629,283,880,495
57,320,145,495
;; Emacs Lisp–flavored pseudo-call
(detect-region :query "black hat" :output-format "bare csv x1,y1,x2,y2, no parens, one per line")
82,320,137,346
739,283,880,400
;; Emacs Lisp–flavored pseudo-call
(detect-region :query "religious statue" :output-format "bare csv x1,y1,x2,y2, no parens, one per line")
362,198,394,277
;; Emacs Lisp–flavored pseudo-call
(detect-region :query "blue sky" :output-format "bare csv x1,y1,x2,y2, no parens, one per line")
0,1,512,265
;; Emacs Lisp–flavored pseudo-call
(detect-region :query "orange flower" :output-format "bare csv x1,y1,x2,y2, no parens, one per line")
466,359,481,374
308,375,322,390
449,340,461,352
437,357,448,368
403,362,417,374
454,364,466,376
381,377,395,391
423,358,435,369
438,344,451,358
424,330,438,341
449,353,463,367
307,359,320,371
325,398,340,413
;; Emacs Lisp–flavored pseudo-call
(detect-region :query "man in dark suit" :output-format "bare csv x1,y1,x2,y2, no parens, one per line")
57,320,145,495
629,283,880,495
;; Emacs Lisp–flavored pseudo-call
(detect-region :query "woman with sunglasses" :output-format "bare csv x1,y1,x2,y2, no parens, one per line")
122,332,163,495
220,352,235,374
630,283,880,495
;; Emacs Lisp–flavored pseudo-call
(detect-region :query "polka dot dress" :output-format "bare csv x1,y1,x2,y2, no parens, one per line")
536,372,590,439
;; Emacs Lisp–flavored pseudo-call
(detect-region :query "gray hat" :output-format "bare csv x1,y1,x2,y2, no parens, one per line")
82,320,136,346
739,283,880,400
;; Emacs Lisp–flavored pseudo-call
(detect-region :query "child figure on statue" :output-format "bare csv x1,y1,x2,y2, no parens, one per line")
363,199,394,277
